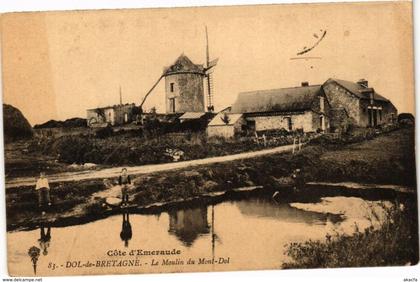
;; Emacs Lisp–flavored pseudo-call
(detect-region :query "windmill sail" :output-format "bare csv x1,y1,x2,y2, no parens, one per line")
207,58,219,70
205,26,218,112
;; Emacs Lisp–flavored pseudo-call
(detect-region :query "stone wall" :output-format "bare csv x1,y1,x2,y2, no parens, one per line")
323,81,360,124
246,111,314,132
310,90,331,132
113,104,136,125
87,110,105,126
207,125,236,138
165,73,205,113
311,111,330,132
329,108,349,133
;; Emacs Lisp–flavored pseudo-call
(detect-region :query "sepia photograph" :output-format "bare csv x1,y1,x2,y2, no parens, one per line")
1,0,418,277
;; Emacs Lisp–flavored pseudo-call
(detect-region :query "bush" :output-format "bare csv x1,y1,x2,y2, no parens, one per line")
95,126,113,139
55,136,98,164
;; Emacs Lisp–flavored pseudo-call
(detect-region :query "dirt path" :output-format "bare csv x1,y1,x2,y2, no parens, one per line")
5,143,296,188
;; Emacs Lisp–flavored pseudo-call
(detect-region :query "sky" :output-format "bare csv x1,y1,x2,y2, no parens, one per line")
1,1,414,125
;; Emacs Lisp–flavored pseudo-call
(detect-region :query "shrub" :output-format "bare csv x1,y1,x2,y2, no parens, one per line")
54,136,97,164
95,126,113,139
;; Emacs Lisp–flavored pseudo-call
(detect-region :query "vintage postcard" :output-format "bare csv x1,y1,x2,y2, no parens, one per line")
1,1,418,277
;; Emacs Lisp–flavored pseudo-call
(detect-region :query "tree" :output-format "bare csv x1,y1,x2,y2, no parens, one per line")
220,112,231,125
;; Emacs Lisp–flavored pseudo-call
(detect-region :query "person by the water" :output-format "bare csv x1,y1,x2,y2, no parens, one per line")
120,212,132,247
35,172,51,214
118,168,131,206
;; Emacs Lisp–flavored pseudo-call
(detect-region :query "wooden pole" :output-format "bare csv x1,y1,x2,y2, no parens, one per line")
293,137,296,154
140,75,164,109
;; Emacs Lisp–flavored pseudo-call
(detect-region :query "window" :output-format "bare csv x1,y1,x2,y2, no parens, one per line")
320,96,325,113
372,109,378,126
169,98,176,113
247,120,256,132
320,116,325,130
368,108,372,127
170,83,175,92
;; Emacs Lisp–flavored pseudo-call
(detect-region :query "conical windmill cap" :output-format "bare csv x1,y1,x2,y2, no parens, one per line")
163,54,205,76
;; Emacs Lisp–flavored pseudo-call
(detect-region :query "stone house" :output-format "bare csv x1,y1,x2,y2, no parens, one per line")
322,78,397,128
230,83,331,133
86,103,138,127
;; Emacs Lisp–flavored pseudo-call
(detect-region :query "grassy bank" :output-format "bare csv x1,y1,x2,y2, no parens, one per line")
309,127,416,186
31,131,306,165
283,197,419,268
6,131,308,178
6,127,416,231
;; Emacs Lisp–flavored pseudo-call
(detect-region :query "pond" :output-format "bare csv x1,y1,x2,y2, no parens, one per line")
7,193,390,276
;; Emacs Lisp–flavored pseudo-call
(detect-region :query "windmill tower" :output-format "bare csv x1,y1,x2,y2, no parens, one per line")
204,26,218,112
139,26,218,114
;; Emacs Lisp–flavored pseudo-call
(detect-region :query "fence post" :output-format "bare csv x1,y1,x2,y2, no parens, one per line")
292,137,296,154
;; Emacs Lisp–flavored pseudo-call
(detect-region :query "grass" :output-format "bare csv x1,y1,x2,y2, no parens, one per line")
282,197,419,268
16,131,302,169
310,128,416,186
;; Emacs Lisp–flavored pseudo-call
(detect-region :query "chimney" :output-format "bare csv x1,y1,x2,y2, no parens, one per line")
301,81,309,87
357,79,368,88
360,87,375,104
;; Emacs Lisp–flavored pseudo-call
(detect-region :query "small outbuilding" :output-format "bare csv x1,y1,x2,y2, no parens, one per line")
207,112,244,138
86,103,138,127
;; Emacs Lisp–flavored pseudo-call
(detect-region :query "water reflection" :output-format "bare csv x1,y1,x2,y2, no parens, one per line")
9,195,387,276
27,246,40,275
236,197,342,224
38,224,51,256
120,212,132,248
27,222,52,275
168,207,210,247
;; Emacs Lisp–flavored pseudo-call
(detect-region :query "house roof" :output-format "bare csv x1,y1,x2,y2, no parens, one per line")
86,103,136,111
231,85,322,114
327,78,389,102
208,112,243,126
163,54,205,76
179,112,206,120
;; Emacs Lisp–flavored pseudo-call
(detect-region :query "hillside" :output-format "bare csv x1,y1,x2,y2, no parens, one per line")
3,104,33,143
34,117,87,129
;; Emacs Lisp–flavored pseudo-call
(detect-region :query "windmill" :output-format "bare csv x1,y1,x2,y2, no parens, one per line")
138,26,218,114
204,26,218,112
